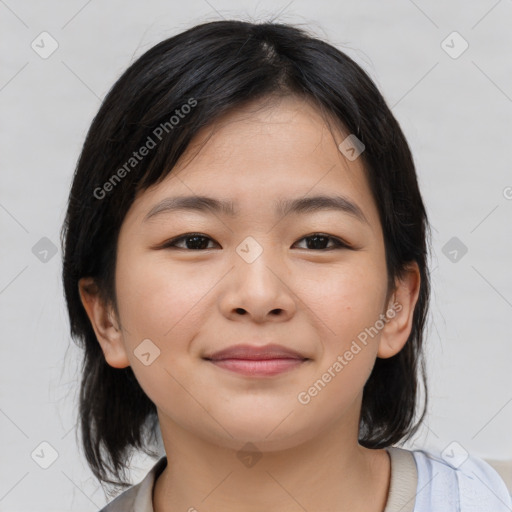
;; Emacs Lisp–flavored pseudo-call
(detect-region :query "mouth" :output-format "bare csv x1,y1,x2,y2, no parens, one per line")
203,343,310,377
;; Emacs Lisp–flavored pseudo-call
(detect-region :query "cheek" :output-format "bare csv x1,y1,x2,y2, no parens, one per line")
113,254,206,411
297,267,386,414
309,258,388,393
311,261,388,335
115,253,212,342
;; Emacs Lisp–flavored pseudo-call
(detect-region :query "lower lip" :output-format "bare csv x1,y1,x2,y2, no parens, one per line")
208,358,306,376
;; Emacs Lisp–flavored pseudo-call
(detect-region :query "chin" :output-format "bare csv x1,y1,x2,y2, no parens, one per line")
204,413,315,452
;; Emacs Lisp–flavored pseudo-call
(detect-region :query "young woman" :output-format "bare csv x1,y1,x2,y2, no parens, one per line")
61,19,512,512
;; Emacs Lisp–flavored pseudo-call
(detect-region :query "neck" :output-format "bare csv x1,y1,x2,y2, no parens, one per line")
153,412,391,512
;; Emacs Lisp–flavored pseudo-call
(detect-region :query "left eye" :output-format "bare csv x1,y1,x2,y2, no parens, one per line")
162,233,350,251
293,234,350,250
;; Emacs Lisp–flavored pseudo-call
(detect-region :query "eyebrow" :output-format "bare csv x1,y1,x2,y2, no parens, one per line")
143,194,369,225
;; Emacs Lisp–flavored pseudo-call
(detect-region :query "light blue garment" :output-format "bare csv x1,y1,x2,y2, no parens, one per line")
411,448,512,511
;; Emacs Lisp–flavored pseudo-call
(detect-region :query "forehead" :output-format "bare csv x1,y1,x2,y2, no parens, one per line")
124,95,380,231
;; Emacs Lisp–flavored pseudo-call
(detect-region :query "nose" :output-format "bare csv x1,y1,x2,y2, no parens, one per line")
219,246,297,324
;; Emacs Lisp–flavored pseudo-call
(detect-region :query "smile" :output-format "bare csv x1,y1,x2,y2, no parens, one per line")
206,358,307,377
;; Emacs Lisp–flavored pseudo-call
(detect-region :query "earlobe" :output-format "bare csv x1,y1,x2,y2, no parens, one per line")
78,277,130,369
377,262,421,359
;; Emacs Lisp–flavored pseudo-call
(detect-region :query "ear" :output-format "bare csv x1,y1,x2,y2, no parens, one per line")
78,277,130,368
377,262,421,359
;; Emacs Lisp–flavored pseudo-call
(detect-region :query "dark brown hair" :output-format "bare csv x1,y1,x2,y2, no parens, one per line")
61,19,431,488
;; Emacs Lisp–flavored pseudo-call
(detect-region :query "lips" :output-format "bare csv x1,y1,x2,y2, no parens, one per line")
203,343,309,377
204,343,308,361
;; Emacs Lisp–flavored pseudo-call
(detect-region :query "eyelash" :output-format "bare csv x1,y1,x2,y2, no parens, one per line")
161,232,353,251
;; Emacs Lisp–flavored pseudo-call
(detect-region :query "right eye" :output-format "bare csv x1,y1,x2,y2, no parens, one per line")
161,233,219,250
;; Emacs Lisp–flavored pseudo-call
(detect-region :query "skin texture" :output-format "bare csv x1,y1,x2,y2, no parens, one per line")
79,95,421,512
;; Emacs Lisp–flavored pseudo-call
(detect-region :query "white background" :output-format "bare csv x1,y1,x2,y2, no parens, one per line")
1,0,511,510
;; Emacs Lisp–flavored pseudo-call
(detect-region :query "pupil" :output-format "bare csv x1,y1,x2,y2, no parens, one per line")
308,235,327,249
188,236,208,249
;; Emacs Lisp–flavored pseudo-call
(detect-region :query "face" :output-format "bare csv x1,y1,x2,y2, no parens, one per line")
81,95,418,452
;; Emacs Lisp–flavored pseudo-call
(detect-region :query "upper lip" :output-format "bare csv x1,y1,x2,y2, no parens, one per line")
204,344,308,361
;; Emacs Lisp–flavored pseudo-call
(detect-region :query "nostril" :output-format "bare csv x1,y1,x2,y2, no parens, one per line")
235,308,246,315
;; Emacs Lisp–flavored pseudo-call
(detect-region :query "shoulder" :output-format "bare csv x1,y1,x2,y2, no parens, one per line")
97,456,167,512
408,446,512,512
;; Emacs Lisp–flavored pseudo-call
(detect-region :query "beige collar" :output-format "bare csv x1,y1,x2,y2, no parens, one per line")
383,446,418,512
